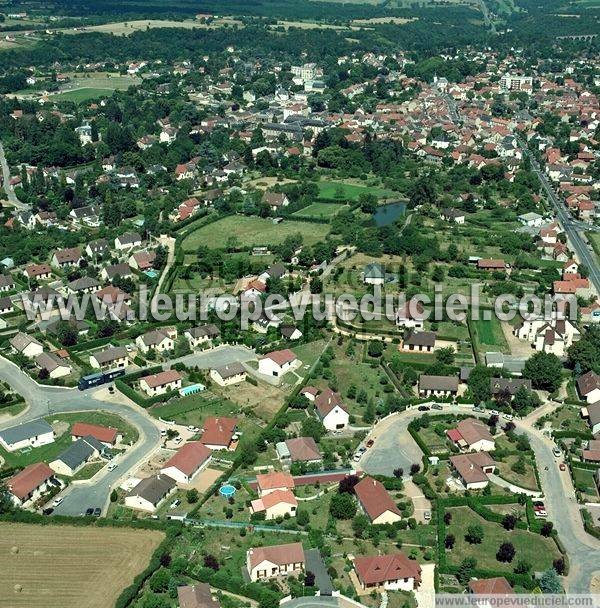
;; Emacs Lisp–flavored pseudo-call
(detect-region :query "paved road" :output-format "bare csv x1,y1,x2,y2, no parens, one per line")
0,141,27,211
0,345,257,515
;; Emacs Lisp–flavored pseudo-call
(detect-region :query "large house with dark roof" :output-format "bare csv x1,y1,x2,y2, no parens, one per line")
0,419,54,452
49,435,106,477
125,474,177,512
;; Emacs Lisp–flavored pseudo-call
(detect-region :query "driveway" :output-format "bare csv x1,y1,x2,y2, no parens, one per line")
414,564,435,608
304,548,333,595
404,479,431,524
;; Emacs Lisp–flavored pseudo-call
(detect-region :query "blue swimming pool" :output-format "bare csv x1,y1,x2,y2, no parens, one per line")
145,269,158,278
219,484,236,498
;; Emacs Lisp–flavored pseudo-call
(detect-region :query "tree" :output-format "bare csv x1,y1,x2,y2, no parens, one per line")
540,569,563,593
55,321,78,347
143,595,170,608
110,489,118,503
522,352,563,392
149,568,171,593
465,524,484,544
338,475,360,494
496,542,516,563
203,554,219,571
540,521,554,537
502,514,517,530
467,365,493,403
444,512,452,525
410,463,420,476
305,571,315,587
456,557,477,585
435,347,455,365
297,510,309,526
330,492,357,519
186,488,199,503
352,514,370,538
0,481,12,514
368,341,384,358
514,559,531,574
393,468,404,479
553,557,566,575
301,418,326,442
445,534,455,549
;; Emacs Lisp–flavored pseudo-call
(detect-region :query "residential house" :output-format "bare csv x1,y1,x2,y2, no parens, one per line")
136,327,177,354
50,247,82,269
140,370,182,396
447,418,495,452
85,238,110,258
468,577,514,595
128,250,156,272
258,349,299,377
281,325,303,341
354,477,402,525
200,417,238,451
255,471,295,496
418,375,459,398
314,388,350,431
246,542,305,582
577,370,600,404
279,437,322,464
0,274,15,292
402,331,436,353
490,378,532,401
583,402,600,435
210,362,247,386
7,462,57,507
89,346,129,369
36,352,72,379
449,452,496,490
71,422,121,447
114,232,142,251
262,192,290,212
0,419,54,452
101,263,133,282
24,263,52,280
353,552,421,592
49,435,105,476
177,584,220,608
9,332,43,358
125,474,177,512
184,324,220,349
363,263,385,285
395,301,425,330
0,296,13,314
441,208,465,224
67,276,100,294
160,441,212,484
250,489,297,520
477,259,508,272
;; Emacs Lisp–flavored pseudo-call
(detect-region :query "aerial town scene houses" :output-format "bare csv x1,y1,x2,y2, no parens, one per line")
0,0,599,607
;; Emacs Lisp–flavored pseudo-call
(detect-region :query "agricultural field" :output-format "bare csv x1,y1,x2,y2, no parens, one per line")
61,18,242,36
0,522,163,608
292,202,349,219
444,506,561,572
181,215,331,251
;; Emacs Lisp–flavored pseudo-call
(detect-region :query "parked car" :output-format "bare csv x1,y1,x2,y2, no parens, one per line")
170,499,181,509
491,410,500,416
174,436,182,444
187,425,199,432
353,453,362,462
42,508,54,516
559,462,566,471
107,462,117,472
473,406,485,413
503,413,514,421
52,496,63,507
432,403,443,410
418,405,430,411
366,439,375,448
93,507,101,517
85,507,94,516
552,447,561,457
160,429,167,437
423,511,431,521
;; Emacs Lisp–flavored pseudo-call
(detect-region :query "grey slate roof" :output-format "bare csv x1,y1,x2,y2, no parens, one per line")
0,419,53,445
54,435,104,470
213,362,245,380
92,346,128,365
127,474,176,506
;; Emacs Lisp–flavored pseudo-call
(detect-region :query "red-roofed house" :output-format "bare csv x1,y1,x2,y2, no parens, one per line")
8,462,57,506
256,471,295,496
140,370,182,396
353,552,421,591
258,349,299,377
246,542,305,581
468,576,514,595
250,489,297,520
160,441,212,484
71,422,121,447
314,388,349,431
200,417,238,451
354,477,402,525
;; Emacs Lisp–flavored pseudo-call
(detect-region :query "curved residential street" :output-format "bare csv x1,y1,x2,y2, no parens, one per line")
0,140,27,211
360,402,600,593
0,345,257,515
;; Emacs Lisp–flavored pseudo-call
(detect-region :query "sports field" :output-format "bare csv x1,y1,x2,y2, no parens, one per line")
293,202,348,219
181,215,330,250
0,522,163,608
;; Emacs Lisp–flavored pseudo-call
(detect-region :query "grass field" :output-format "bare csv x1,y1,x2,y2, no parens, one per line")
0,522,163,608
445,506,560,572
181,215,330,251
317,181,395,200
292,202,348,219
62,18,242,36
472,317,509,353
51,88,116,103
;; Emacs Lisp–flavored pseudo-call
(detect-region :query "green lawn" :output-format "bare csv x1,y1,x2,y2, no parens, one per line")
573,467,599,497
472,317,509,353
317,181,394,201
445,506,561,572
292,202,348,219
181,215,330,251
51,88,115,103
47,411,139,444
0,430,73,470
149,393,240,428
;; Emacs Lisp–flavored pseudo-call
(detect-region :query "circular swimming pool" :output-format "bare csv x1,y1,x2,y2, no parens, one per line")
219,484,236,498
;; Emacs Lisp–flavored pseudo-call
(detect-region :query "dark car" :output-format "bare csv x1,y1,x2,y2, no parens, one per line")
85,507,94,516
93,507,101,517
42,508,54,516
418,405,430,411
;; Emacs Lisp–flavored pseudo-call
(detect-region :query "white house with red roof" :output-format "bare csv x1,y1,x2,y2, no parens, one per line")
256,471,295,496
71,422,121,447
447,418,495,452
140,370,182,396
160,441,212,484
314,388,349,431
7,462,57,507
354,477,402,525
250,489,297,520
246,542,305,582
353,552,421,592
258,349,299,377
199,417,238,451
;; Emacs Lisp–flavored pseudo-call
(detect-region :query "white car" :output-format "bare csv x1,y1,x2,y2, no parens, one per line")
491,410,500,416
503,413,514,421
160,429,167,437
107,462,118,472
174,436,182,444
170,499,181,509
187,426,199,433
52,496,64,507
